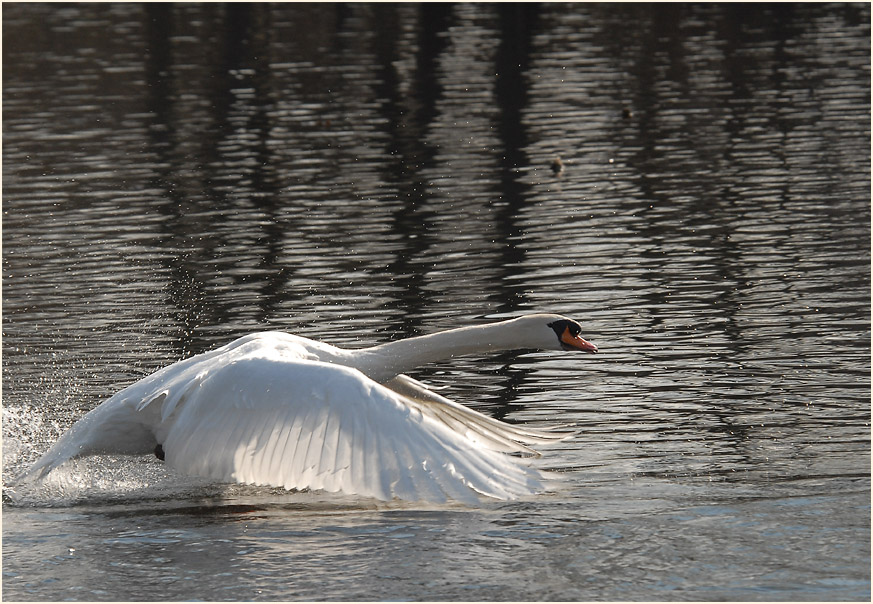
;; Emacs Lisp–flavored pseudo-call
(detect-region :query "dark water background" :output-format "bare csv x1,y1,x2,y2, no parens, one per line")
2,3,870,601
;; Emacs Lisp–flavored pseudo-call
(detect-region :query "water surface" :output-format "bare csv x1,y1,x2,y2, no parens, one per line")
3,3,870,601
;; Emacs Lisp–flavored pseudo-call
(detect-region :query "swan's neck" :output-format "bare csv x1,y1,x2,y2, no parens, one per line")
351,322,522,382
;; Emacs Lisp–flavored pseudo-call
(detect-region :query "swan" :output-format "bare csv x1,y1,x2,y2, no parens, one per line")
13,314,597,503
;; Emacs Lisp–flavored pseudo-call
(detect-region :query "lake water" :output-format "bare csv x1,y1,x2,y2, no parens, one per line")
2,3,870,601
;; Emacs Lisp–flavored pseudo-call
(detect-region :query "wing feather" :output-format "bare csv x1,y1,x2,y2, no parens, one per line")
298,403,330,490
315,407,340,492
266,405,297,483
256,406,285,483
386,374,576,449
239,405,274,484
281,402,314,491
420,420,540,501
354,403,386,500
324,409,352,494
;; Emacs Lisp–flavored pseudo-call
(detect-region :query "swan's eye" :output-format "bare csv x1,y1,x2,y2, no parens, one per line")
548,319,578,339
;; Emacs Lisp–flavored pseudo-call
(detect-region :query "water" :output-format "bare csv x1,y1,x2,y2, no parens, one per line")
2,3,870,601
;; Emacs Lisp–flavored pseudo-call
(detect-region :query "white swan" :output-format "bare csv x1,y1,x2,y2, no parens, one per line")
14,314,597,503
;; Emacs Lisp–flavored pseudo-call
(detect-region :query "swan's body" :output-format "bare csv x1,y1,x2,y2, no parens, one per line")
15,314,597,503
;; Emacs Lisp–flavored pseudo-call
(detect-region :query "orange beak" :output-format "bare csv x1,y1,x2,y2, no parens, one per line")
561,326,598,353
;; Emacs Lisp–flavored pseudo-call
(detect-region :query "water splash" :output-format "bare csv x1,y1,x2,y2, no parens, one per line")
2,404,220,506
2,404,63,477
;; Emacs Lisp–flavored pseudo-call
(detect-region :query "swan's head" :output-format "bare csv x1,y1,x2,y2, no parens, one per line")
512,314,598,353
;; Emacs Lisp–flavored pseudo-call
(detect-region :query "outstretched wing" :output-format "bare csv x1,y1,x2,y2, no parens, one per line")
161,357,550,503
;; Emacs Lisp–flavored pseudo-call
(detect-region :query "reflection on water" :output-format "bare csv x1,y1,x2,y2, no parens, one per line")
3,3,870,601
